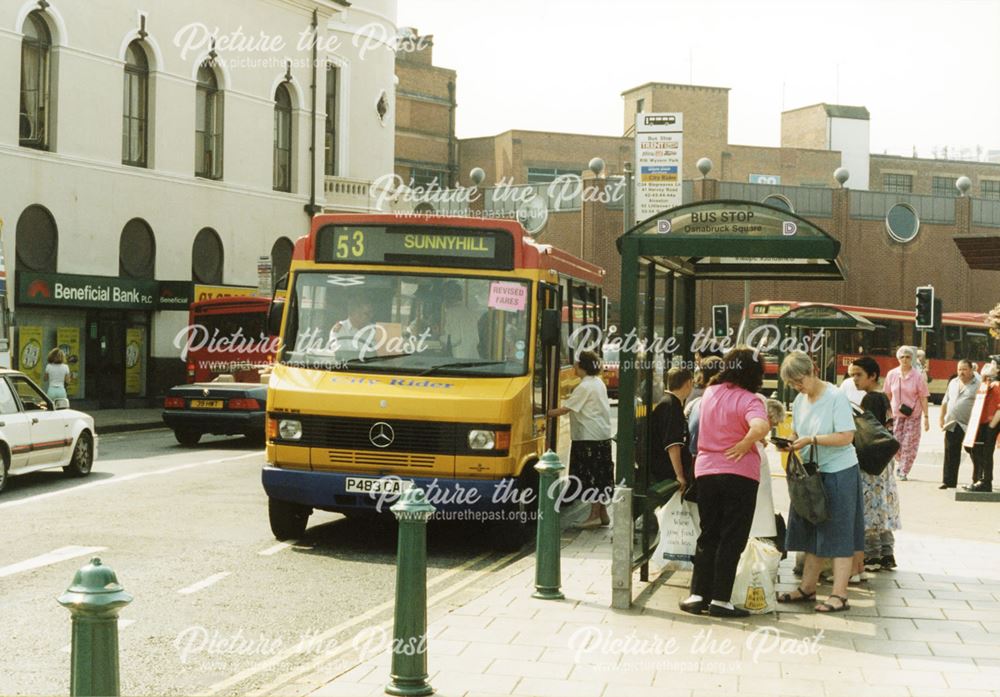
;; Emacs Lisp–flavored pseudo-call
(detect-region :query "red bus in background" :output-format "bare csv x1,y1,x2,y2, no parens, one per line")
746,300,998,401
185,296,274,383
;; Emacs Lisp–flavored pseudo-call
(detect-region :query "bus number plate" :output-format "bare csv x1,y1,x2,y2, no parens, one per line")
345,477,412,496
190,399,224,409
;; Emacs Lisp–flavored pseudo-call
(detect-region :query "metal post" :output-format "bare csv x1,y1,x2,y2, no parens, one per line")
610,485,633,609
58,558,133,697
623,162,634,233
533,451,566,600
640,263,657,582
387,488,436,697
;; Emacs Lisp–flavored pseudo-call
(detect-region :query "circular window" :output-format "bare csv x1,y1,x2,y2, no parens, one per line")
15,204,58,272
192,227,224,283
270,237,293,289
762,194,794,213
119,218,156,278
886,203,920,243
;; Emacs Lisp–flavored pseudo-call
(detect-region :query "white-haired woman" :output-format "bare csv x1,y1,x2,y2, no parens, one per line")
883,346,930,480
775,351,863,613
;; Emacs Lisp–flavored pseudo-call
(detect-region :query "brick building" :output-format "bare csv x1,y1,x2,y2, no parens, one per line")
394,48,1000,324
393,29,457,189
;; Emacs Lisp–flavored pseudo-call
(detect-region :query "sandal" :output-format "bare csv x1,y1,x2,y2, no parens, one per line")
815,594,850,613
777,586,816,603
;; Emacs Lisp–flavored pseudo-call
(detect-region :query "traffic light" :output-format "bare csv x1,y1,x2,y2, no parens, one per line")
712,304,730,338
915,286,935,329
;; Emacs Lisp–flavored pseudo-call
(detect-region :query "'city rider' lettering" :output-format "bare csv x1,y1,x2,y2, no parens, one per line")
389,378,454,388
403,234,488,253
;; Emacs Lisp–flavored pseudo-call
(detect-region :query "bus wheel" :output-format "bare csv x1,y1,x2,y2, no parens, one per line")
269,498,310,540
175,429,201,447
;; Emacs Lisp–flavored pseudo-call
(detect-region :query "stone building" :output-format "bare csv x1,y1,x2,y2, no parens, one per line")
3,0,397,406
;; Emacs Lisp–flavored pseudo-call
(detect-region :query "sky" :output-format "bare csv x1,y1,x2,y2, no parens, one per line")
397,0,1000,159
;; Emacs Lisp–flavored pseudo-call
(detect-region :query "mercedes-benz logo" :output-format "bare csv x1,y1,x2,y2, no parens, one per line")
369,421,395,448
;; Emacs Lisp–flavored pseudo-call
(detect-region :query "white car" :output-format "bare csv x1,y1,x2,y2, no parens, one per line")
0,369,97,493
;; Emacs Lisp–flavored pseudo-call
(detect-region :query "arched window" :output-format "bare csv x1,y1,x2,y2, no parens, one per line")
122,41,149,166
20,12,51,150
195,62,223,179
119,218,156,279
15,204,58,272
273,84,292,192
192,228,223,284
271,237,293,290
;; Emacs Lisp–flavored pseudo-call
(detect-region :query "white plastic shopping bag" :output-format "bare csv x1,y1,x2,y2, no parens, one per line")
730,538,782,614
650,491,701,571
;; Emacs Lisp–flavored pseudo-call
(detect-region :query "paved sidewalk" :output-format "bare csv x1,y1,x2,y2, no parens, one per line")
302,412,1000,697
91,408,164,433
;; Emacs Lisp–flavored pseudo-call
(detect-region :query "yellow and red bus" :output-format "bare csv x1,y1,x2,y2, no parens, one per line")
262,214,605,543
747,300,997,399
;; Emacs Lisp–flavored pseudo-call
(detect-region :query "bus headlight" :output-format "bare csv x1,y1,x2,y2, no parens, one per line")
279,419,302,440
468,430,495,450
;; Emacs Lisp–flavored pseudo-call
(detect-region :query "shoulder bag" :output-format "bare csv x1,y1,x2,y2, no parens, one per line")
786,447,828,525
852,404,900,476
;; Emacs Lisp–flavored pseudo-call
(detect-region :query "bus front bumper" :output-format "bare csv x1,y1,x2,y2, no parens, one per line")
262,466,527,514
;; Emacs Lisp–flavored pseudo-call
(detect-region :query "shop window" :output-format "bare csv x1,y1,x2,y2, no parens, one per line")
122,41,149,167
15,204,57,272
119,218,156,278
192,227,223,284
270,237,293,290
20,11,51,150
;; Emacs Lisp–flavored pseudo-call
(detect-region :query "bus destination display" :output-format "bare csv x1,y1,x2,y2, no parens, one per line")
316,226,513,270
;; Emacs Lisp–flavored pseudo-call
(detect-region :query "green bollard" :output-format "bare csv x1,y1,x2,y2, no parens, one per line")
386,487,436,697
533,450,565,600
57,558,133,697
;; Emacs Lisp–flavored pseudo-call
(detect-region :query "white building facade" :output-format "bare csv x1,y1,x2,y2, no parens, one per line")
0,0,397,406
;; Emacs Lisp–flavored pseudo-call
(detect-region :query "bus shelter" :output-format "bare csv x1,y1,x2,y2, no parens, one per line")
611,200,846,609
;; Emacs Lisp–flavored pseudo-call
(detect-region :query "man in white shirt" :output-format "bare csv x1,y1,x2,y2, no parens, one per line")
940,359,980,489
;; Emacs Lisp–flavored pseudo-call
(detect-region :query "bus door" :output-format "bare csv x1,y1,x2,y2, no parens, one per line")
536,282,561,453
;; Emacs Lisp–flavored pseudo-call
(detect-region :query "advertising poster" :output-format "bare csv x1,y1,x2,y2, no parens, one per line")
634,112,683,223
125,327,144,395
56,327,81,397
19,326,44,384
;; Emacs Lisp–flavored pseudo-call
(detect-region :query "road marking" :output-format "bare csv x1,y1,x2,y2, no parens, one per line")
61,619,135,652
0,545,107,579
177,572,231,595
0,453,260,511
258,542,294,556
246,550,524,697
198,550,503,696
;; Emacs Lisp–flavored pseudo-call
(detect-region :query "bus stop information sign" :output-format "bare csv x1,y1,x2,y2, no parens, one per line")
634,113,683,224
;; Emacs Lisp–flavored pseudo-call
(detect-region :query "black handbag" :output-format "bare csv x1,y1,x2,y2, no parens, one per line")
853,406,900,476
898,404,914,417
786,448,829,525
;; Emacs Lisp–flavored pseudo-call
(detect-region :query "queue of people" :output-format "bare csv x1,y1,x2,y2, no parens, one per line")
551,342,1000,618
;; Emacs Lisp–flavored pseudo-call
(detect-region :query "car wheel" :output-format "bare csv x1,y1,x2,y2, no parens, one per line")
269,498,310,540
244,431,266,447
63,431,94,477
0,452,8,494
175,429,202,446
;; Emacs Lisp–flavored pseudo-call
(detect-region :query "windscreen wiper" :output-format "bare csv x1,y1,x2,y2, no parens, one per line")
417,360,507,376
340,353,413,366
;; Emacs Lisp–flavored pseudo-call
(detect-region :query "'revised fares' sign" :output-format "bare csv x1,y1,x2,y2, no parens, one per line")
315,225,513,270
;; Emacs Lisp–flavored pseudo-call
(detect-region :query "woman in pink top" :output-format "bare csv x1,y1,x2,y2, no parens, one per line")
883,345,930,480
679,347,770,619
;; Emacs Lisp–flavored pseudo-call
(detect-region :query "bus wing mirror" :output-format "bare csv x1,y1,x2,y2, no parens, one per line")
541,309,561,347
268,300,285,337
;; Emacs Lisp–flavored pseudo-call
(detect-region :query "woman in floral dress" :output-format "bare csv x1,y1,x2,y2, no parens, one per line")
850,356,901,571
